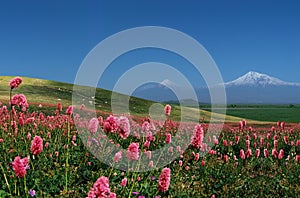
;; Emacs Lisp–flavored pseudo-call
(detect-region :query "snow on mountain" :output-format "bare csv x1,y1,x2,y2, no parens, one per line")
225,71,300,87
159,79,178,88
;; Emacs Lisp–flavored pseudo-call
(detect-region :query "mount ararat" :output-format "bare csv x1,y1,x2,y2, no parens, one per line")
132,71,300,104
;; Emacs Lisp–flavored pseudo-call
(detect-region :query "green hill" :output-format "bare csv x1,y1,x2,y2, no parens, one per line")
0,76,266,123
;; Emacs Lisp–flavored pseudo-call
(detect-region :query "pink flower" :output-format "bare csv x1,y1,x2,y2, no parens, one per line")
12,156,29,178
272,148,278,158
253,142,257,148
194,153,200,161
80,104,85,110
242,119,247,127
146,131,154,142
88,118,99,135
295,155,300,162
178,160,183,167
126,143,139,161
121,178,127,187
249,126,253,132
201,160,205,166
246,140,250,148
274,140,278,149
87,176,116,198
27,133,31,140
240,149,245,159
213,136,218,145
114,151,122,163
264,148,270,157
235,136,240,144
142,121,150,132
245,148,252,158
11,94,28,111
25,117,35,124
277,121,281,127
233,155,237,161
278,149,284,159
98,116,104,126
30,136,43,155
164,104,171,116
165,133,172,144
104,115,118,133
253,133,257,139
9,77,22,89
260,137,264,146
239,121,243,130
57,102,62,112
146,151,151,159
66,106,73,115
280,122,285,129
284,136,288,144
223,155,229,162
255,149,260,158
19,117,24,126
297,140,300,146
158,167,171,192
190,124,204,149
144,140,150,148
118,116,130,139
223,140,228,147
271,126,275,132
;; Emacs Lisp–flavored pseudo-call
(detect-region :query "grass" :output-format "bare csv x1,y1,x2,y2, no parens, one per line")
202,104,300,123
0,76,255,124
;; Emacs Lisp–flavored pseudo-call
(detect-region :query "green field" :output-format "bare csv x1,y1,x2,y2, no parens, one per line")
202,104,300,123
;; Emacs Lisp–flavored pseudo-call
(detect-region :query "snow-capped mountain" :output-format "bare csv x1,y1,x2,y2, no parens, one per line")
132,71,300,104
225,71,300,87
159,79,178,88
223,71,300,104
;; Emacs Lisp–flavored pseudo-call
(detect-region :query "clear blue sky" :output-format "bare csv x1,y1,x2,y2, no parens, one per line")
1,0,300,89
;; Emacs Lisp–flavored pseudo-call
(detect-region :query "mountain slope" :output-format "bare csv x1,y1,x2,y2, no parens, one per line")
0,76,253,123
225,71,300,87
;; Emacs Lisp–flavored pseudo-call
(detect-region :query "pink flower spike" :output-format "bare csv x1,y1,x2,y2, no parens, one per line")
164,104,171,116
12,156,29,178
9,77,22,89
190,124,204,149
30,136,43,155
158,167,171,192
87,176,116,198
114,151,122,163
66,106,73,115
88,118,99,135
121,178,127,187
126,143,139,161
118,116,130,139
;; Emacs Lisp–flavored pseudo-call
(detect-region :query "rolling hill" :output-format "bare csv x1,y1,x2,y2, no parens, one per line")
0,76,268,124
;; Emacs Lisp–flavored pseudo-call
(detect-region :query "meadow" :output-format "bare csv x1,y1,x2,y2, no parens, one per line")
1,77,300,197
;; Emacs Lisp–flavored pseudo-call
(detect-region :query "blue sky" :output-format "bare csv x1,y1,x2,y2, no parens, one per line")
0,0,300,89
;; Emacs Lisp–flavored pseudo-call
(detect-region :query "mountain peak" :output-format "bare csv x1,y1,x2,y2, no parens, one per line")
225,71,300,87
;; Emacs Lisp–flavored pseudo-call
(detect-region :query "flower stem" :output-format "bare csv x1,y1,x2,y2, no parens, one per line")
0,162,11,195
65,115,71,193
24,175,28,198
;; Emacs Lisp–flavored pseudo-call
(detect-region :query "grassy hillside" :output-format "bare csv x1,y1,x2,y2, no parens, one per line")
0,76,265,123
